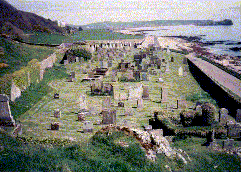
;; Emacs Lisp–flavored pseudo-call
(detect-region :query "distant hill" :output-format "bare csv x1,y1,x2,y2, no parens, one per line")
80,19,233,30
0,0,64,39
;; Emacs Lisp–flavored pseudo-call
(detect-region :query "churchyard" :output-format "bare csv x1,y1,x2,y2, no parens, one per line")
15,43,228,143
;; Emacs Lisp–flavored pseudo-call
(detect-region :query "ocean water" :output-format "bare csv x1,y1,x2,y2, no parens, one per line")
146,20,241,57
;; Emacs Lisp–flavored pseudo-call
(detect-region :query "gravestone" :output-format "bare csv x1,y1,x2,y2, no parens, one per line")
64,60,68,65
161,87,168,102
102,110,116,125
76,57,79,62
236,109,241,123
134,71,141,81
219,108,228,123
206,129,215,143
227,123,241,139
82,121,93,132
118,102,124,107
183,57,188,64
77,112,85,121
51,122,59,130
178,67,183,76
102,96,112,111
137,98,144,109
0,94,15,127
222,139,235,150
79,95,88,110
166,63,170,73
142,86,150,99
54,109,61,118
195,105,202,115
119,92,128,101
54,93,59,99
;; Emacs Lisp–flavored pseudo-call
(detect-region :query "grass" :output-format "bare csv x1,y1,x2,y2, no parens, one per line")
23,29,144,45
0,37,55,77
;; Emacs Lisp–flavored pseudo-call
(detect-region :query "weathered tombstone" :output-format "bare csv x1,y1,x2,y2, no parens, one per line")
227,123,241,139
51,122,59,130
79,95,88,110
76,57,79,62
236,109,241,123
178,67,183,76
137,98,144,109
102,110,116,125
0,94,15,127
161,87,168,102
64,60,68,65
219,108,228,123
77,112,85,121
54,93,59,99
82,121,93,132
102,96,111,111
54,109,61,118
195,105,202,115
118,102,124,107
142,86,150,100
183,57,188,64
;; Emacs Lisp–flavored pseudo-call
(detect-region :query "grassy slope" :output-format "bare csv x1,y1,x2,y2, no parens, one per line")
23,29,143,45
0,37,55,77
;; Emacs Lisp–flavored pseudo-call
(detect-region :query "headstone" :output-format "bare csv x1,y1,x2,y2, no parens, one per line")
166,63,170,73
119,92,128,101
141,72,148,81
82,121,93,132
77,112,85,121
236,109,241,123
142,86,150,99
102,96,111,111
219,108,228,123
227,123,241,138
118,102,124,107
54,93,59,99
134,71,140,81
161,87,168,102
223,139,235,150
0,94,15,127
137,98,144,109
79,95,88,110
178,67,183,76
195,105,202,115
76,57,79,62
102,110,116,125
51,122,59,130
64,60,68,65
54,109,61,118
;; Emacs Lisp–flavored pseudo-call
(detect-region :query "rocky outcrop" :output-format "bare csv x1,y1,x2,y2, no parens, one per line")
94,125,191,165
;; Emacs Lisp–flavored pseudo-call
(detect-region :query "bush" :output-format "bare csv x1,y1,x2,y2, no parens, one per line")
201,102,217,126
180,110,195,127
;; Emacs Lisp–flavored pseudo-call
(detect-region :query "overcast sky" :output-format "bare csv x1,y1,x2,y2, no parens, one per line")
7,0,241,25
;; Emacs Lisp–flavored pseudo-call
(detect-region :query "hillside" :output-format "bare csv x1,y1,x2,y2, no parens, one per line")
0,0,64,39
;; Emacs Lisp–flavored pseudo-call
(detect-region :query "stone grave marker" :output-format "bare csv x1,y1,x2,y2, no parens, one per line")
0,94,15,127
141,72,148,81
79,95,88,110
102,110,116,125
236,109,241,123
219,108,228,123
102,96,112,111
54,109,61,118
227,123,241,139
51,122,59,130
119,92,128,101
166,63,170,73
222,139,235,150
161,87,168,102
195,105,202,115
142,86,150,100
76,57,79,62
82,121,93,132
137,98,144,109
178,67,183,76
134,71,141,81
77,112,85,121
64,60,68,65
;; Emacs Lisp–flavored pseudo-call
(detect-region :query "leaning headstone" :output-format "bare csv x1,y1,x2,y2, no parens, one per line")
51,122,59,130
54,109,61,118
0,94,15,127
236,109,241,123
102,110,116,125
102,96,111,111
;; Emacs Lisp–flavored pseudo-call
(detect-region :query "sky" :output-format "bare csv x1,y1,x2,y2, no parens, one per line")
7,0,241,25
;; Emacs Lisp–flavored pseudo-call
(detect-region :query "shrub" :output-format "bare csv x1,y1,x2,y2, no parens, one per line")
201,102,217,126
180,110,195,127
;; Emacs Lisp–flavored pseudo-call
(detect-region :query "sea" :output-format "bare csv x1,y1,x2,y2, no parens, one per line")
144,17,241,58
